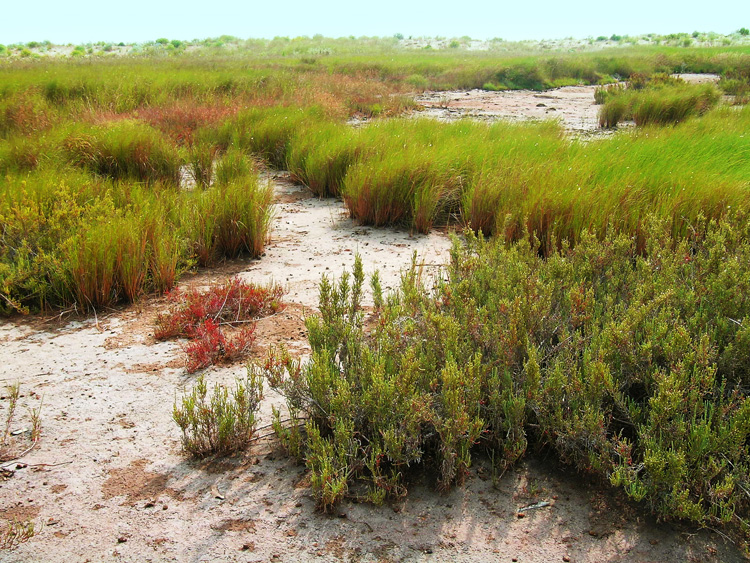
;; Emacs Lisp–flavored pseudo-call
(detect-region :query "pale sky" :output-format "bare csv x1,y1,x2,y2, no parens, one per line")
1,0,747,45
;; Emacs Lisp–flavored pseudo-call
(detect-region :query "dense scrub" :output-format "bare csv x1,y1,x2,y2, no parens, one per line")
266,217,750,546
1,46,749,317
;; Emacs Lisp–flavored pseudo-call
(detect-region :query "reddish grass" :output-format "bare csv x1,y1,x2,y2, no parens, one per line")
136,102,239,145
1,99,51,135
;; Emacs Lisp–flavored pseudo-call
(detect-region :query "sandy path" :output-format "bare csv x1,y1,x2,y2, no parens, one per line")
0,178,743,562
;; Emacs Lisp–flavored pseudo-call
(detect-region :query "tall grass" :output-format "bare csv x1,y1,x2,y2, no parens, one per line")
2,45,750,313
599,82,722,127
63,121,182,185
0,162,273,313
224,104,748,251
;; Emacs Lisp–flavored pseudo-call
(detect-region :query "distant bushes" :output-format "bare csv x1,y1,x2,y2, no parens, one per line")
264,218,750,548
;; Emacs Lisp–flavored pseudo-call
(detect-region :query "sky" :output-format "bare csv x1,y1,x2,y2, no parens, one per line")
1,0,747,45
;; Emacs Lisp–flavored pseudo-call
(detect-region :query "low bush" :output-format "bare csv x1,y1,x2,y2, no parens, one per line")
173,370,263,457
264,218,750,548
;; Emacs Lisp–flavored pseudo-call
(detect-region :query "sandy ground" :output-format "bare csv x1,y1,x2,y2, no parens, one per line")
0,175,744,562
415,86,602,134
413,74,721,134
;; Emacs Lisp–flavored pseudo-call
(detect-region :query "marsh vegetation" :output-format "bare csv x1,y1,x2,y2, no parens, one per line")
2,33,750,553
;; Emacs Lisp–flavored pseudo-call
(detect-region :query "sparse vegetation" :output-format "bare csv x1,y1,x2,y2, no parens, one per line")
1,519,38,550
1,383,43,463
173,370,263,457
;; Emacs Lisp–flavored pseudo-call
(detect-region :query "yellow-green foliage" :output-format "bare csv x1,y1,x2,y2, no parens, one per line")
241,105,749,247
173,369,263,457
266,218,750,546
0,164,273,314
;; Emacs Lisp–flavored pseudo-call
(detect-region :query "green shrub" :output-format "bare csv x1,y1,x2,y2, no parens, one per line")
264,217,750,547
173,371,263,457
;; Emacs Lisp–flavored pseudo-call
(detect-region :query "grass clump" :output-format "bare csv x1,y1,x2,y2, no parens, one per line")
1,519,38,550
173,370,263,457
263,218,750,547
598,79,721,127
63,121,181,185
155,278,283,372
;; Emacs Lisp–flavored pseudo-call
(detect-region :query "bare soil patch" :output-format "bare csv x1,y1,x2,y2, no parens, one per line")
414,74,721,135
0,177,744,562
415,86,602,133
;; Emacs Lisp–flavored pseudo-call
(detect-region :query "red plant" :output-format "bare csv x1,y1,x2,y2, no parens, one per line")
184,319,256,373
155,278,284,372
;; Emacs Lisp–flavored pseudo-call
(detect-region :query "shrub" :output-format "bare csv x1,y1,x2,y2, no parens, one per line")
173,370,262,457
155,278,283,340
183,319,256,373
263,218,750,548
